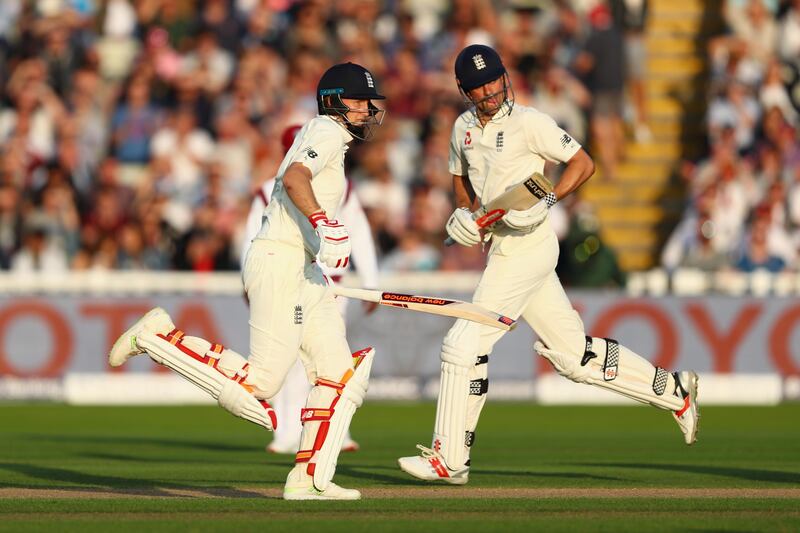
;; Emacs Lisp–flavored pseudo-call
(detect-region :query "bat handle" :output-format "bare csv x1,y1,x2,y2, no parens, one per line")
444,207,489,247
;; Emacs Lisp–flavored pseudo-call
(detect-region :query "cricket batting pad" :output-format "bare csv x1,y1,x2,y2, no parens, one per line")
137,330,277,429
433,361,470,469
535,337,683,411
294,347,374,492
464,354,490,463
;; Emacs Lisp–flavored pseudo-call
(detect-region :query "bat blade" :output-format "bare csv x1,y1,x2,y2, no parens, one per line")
331,286,516,331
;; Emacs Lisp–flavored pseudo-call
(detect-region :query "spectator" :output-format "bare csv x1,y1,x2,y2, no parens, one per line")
110,76,162,165
532,65,589,144
735,208,787,272
574,3,626,179
778,0,800,67
180,29,235,96
707,79,760,153
611,0,651,142
380,230,440,272
0,184,21,268
150,107,215,203
11,216,68,273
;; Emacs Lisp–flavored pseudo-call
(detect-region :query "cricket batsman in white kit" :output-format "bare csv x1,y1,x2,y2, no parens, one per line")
398,45,700,485
241,125,379,455
109,62,386,500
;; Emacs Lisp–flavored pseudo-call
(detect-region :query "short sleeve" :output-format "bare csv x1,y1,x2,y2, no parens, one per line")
524,111,582,164
448,123,467,176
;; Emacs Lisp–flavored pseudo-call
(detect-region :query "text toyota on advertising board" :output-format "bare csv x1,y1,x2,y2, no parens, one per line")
1,292,798,380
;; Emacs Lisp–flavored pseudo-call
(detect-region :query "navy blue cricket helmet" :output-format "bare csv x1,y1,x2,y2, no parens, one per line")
454,44,506,92
317,62,386,140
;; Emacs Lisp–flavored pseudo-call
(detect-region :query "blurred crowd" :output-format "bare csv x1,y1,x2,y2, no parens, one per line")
0,0,646,280
662,0,800,274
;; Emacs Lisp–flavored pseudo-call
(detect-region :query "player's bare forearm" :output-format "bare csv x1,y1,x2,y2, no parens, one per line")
452,174,476,209
283,162,322,216
553,149,595,201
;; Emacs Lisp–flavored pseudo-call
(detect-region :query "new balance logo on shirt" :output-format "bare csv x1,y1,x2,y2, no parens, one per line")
560,133,573,148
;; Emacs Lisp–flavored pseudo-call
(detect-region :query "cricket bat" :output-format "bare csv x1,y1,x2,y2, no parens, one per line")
445,172,554,246
331,286,516,331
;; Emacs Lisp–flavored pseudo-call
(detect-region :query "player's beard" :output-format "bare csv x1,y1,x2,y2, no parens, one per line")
475,91,505,119
466,75,515,124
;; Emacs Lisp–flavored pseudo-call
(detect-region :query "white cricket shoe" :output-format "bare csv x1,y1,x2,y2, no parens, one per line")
341,437,360,452
109,307,174,367
266,439,300,455
282,465,360,500
672,370,700,445
398,445,469,485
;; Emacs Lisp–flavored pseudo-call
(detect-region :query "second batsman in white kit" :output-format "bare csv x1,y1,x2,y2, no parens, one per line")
242,125,379,455
398,45,701,485
108,62,385,500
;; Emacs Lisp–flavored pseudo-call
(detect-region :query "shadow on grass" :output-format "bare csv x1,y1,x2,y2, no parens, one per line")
76,451,280,467
20,434,255,453
575,463,800,484
338,464,624,485
0,462,266,498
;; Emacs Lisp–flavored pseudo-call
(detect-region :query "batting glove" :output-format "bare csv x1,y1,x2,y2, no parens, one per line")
309,210,351,268
502,195,554,232
446,207,481,247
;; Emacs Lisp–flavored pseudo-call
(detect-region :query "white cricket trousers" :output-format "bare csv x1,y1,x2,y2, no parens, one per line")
242,239,353,400
467,221,587,357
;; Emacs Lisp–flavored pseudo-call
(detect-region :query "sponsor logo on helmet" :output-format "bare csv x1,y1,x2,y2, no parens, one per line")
472,54,486,70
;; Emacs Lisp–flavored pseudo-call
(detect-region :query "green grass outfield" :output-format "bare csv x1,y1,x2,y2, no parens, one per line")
1,402,799,532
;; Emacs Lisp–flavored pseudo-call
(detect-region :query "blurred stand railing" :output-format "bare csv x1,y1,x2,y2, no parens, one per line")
0,270,798,297
627,269,800,297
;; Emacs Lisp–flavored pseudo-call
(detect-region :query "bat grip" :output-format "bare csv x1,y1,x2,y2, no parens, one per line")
444,207,504,247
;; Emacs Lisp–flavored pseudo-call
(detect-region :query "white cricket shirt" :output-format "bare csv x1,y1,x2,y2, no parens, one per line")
448,104,582,208
256,115,352,257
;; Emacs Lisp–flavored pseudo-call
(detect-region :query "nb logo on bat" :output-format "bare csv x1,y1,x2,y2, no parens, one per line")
382,293,451,306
